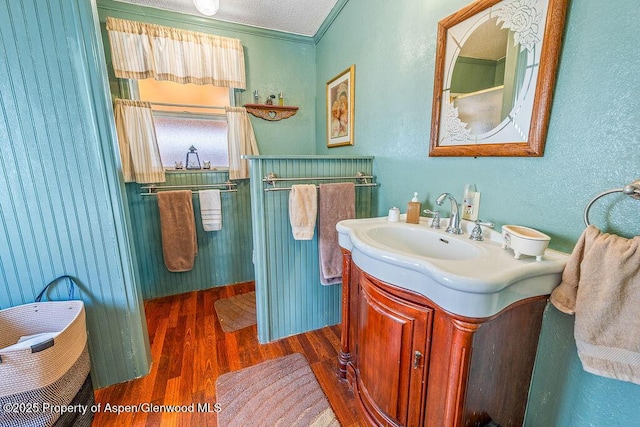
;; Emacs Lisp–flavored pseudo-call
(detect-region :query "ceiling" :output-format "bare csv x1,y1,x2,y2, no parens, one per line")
114,0,341,37
459,17,509,61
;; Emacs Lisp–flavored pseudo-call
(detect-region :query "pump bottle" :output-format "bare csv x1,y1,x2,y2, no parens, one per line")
406,192,421,224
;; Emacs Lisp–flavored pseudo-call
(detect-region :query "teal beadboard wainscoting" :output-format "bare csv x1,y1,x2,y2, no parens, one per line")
126,171,254,299
0,0,151,388
247,156,376,343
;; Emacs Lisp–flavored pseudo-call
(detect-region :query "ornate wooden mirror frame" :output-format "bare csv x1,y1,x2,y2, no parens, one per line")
429,0,568,157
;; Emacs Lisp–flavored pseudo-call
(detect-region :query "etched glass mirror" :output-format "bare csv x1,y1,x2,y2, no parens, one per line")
429,0,567,156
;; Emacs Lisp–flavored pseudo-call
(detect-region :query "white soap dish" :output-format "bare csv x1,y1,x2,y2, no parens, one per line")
501,225,550,261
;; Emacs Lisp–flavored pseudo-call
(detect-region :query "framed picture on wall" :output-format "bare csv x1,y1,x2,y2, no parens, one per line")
326,65,355,147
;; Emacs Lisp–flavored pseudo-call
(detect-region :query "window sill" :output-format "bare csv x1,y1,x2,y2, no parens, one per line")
165,168,229,173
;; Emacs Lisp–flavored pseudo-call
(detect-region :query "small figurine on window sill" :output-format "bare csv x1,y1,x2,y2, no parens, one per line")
265,94,276,105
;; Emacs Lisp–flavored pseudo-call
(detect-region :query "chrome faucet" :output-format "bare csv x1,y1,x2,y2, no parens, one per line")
436,192,463,234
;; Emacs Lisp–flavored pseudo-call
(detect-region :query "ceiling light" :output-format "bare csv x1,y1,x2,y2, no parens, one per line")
193,0,219,16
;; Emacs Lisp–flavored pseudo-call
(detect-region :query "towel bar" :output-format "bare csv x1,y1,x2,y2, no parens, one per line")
583,179,640,226
140,182,237,196
264,183,377,192
262,172,377,191
141,189,237,197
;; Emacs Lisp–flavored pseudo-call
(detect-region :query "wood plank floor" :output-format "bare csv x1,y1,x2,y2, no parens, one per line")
92,282,365,426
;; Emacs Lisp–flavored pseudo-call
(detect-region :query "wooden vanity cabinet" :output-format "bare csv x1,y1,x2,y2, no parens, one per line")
339,250,547,427
356,271,433,426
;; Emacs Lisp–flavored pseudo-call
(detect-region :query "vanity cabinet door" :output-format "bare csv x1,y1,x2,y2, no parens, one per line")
356,274,433,426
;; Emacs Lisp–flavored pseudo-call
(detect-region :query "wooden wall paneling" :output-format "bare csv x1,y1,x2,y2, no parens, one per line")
0,0,151,387
247,156,375,343
126,172,254,299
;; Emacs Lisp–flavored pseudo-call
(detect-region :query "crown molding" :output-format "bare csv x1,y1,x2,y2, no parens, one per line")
313,0,349,44
97,0,316,45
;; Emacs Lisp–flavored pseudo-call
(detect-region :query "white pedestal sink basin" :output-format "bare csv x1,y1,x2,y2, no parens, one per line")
363,225,480,260
337,216,568,318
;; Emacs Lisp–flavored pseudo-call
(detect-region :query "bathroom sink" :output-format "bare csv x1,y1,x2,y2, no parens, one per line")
337,217,568,318
363,225,480,260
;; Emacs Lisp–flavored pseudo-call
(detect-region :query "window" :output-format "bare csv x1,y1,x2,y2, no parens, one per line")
134,78,232,169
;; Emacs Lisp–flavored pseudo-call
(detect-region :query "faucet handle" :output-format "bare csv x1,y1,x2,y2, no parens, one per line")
475,219,495,228
423,209,441,229
469,220,495,241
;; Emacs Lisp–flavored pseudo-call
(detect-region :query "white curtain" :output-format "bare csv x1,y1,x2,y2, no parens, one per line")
114,99,165,183
226,107,259,180
106,17,246,89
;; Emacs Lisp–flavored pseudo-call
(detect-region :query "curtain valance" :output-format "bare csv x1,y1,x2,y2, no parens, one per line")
106,17,246,89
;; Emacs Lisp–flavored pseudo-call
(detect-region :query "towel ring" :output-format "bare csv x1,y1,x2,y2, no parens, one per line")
583,179,640,226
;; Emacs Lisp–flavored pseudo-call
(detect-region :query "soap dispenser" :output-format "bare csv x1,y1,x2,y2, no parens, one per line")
406,192,421,224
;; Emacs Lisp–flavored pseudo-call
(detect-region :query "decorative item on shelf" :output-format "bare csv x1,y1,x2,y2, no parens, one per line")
175,161,184,170
253,90,259,103
186,145,201,170
278,92,284,106
193,0,219,16
265,94,275,105
203,160,211,169
244,103,299,121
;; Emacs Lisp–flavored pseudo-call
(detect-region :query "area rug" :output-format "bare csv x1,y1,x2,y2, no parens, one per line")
214,291,257,333
216,353,340,426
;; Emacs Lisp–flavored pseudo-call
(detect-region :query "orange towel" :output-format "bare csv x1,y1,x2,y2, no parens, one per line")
157,190,197,272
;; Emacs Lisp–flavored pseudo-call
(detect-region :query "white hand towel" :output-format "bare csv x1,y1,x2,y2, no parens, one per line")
289,184,317,240
200,189,222,231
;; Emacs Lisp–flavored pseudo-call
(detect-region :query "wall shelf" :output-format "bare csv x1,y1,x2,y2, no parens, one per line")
244,103,298,121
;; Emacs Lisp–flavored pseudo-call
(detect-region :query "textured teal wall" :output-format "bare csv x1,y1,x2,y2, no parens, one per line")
0,0,151,388
126,172,254,299
316,0,640,424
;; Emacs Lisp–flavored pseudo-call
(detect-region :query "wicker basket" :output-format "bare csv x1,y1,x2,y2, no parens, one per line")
0,276,93,427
